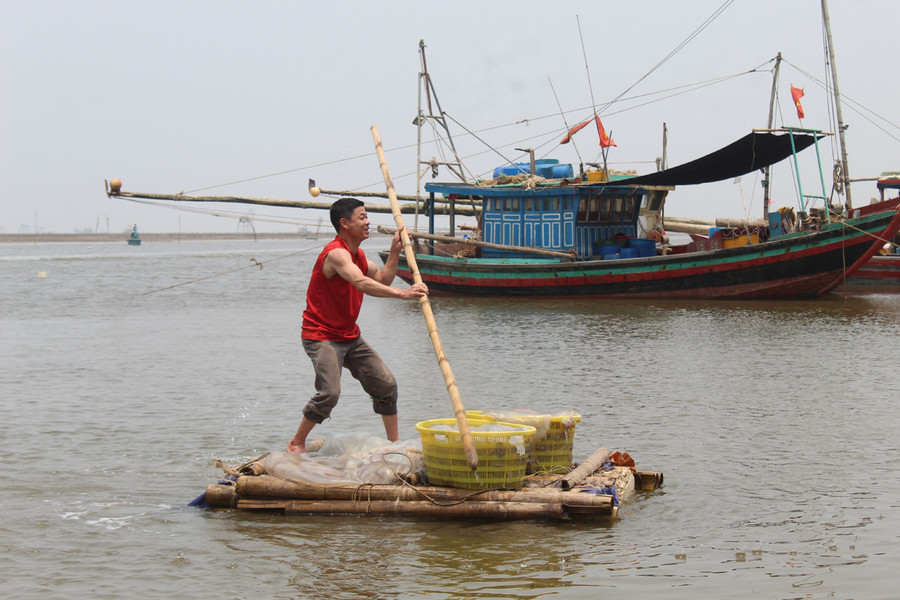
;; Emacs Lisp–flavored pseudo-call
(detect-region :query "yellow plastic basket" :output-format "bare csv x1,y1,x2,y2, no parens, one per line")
415,417,535,490
467,411,581,474
531,413,581,473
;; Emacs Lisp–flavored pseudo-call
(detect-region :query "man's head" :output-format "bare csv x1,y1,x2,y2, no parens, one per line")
330,197,365,233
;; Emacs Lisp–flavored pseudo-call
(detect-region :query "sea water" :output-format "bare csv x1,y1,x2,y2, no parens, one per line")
1,238,899,599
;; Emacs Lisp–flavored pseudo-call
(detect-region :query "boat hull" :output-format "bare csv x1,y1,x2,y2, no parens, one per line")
842,254,900,291
382,206,900,299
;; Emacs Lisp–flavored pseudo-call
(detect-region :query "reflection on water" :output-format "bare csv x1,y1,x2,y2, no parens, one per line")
1,240,898,599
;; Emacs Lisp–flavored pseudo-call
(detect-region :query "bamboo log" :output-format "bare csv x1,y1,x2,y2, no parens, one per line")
105,189,476,216
308,184,482,206
234,475,613,512
377,226,575,260
281,500,565,519
236,499,289,511
559,447,611,490
663,215,768,235
372,125,477,471
210,479,616,517
205,483,237,507
633,471,664,490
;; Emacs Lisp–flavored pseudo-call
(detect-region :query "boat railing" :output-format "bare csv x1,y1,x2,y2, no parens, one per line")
781,126,831,220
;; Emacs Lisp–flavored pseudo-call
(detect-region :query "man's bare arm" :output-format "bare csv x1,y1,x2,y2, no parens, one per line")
326,247,427,299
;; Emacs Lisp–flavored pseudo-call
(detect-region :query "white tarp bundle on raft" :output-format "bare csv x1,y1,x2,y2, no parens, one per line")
478,409,580,441
263,433,425,486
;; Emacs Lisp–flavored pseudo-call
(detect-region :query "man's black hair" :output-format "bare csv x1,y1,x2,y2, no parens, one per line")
330,197,365,233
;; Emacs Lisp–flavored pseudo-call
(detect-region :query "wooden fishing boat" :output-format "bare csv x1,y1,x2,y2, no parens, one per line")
379,130,900,299
372,9,900,299
197,446,663,521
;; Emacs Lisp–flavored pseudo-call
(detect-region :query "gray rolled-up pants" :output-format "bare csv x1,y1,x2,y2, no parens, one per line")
301,336,398,424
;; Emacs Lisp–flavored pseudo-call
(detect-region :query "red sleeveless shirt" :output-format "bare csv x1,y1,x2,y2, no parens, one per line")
301,236,368,341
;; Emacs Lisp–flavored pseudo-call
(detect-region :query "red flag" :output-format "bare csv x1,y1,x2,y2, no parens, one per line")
790,85,805,119
560,119,590,144
595,115,616,148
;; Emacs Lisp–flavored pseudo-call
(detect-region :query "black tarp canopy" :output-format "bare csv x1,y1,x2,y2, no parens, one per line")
616,130,822,187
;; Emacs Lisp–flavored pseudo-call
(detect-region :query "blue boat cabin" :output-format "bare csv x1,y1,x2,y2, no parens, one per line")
424,162,666,259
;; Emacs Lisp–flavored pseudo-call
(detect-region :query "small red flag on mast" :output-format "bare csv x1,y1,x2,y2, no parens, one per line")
790,85,805,119
595,115,616,148
560,119,590,144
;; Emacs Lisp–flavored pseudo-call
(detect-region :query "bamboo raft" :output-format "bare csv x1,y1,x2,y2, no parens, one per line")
200,447,663,521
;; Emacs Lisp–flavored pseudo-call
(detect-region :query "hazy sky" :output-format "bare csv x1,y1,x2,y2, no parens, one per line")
2,0,898,234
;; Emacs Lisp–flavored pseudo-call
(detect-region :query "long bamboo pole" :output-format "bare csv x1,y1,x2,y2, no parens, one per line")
371,125,477,471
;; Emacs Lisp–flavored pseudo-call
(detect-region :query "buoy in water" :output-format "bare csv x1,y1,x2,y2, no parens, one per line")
37,272,48,278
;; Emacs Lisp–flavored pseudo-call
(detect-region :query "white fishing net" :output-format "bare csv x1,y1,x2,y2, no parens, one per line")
263,432,425,486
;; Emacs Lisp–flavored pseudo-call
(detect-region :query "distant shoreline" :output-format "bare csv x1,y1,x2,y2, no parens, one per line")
0,232,348,243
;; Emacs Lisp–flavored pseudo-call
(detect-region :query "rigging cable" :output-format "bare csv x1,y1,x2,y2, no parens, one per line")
594,0,735,115
141,245,321,295
119,196,326,228
548,76,583,167
782,59,900,143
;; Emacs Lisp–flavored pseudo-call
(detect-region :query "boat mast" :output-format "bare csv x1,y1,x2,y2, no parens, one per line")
762,52,782,220
415,40,467,234
821,0,852,209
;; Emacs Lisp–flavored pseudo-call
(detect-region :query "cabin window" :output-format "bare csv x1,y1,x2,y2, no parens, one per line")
587,196,600,221
600,197,613,221
542,198,550,211
524,198,533,212
611,196,624,221
577,198,587,220
552,198,560,212
624,195,635,219
511,198,520,212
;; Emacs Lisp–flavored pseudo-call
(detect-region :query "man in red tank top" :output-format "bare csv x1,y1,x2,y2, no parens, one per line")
287,197,428,453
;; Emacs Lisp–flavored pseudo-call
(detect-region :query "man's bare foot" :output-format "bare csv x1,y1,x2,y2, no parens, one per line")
286,441,306,453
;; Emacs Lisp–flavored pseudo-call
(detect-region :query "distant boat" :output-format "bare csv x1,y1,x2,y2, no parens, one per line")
841,174,900,292
128,224,141,246
845,253,900,291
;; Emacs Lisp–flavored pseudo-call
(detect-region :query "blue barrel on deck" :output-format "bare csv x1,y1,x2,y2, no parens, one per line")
629,238,657,257
536,164,574,179
493,164,529,177
493,159,569,178
595,244,620,256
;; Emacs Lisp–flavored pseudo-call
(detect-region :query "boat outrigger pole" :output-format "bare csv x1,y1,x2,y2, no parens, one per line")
104,179,477,216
